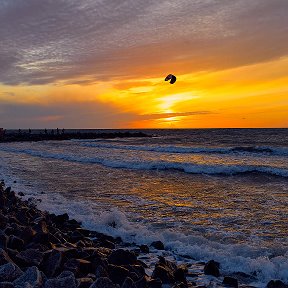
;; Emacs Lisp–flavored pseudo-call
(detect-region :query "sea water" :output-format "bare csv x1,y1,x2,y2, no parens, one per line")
0,129,287,286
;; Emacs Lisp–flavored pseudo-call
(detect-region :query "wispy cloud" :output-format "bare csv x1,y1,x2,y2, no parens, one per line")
1,0,288,85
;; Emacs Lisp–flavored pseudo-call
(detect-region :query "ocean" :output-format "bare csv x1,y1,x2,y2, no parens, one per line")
0,128,287,287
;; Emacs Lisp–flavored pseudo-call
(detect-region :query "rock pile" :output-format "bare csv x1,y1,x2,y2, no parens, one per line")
0,182,191,288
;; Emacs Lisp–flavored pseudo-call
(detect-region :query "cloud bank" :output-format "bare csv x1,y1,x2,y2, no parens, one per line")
1,0,288,85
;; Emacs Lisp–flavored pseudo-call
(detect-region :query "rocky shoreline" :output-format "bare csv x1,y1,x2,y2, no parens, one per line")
0,131,150,143
0,182,287,288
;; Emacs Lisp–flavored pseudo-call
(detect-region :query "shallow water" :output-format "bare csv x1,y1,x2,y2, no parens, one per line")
0,129,287,286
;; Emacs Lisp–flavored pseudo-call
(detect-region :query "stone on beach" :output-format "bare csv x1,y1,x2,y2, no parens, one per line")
204,260,220,277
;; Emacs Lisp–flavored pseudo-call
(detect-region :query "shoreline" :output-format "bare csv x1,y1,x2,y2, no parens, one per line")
0,182,286,288
0,131,150,143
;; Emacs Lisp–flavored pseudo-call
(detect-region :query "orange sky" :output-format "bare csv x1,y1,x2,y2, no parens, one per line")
0,1,288,128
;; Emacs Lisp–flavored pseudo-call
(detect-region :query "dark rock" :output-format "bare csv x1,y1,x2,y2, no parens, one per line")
0,249,14,266
0,231,8,250
0,263,23,282
152,265,174,284
223,276,238,287
127,265,146,280
18,227,36,244
13,266,44,288
95,265,108,278
135,276,148,288
77,277,94,288
16,249,44,266
41,249,63,277
7,236,24,251
151,256,177,284
44,271,77,288
174,266,187,283
18,192,24,196
204,260,220,277
121,277,136,288
0,282,15,288
108,264,130,285
54,213,69,225
63,258,92,277
267,280,288,288
0,214,8,229
147,278,162,288
139,245,149,253
90,277,116,288
108,249,137,266
151,241,164,250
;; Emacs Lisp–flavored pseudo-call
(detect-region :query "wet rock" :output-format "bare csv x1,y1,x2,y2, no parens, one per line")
44,271,77,288
18,227,36,245
139,245,149,253
53,213,69,226
63,258,92,277
13,266,44,288
174,266,187,284
0,263,23,282
108,264,130,286
147,278,162,288
267,280,288,288
90,277,116,288
0,214,8,229
18,192,24,197
0,232,8,250
0,282,15,288
7,236,24,251
121,277,136,288
204,260,220,277
95,265,109,278
223,276,238,287
108,249,137,266
152,264,174,284
41,249,63,277
16,249,44,266
77,277,94,288
0,249,14,266
151,241,164,250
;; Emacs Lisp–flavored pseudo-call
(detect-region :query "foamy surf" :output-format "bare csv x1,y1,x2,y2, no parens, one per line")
0,146,288,178
1,177,287,287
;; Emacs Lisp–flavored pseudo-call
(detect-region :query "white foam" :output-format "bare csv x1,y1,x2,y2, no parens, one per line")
0,146,287,178
80,142,288,156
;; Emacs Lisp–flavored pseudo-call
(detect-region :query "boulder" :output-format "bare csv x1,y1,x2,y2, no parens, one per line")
76,277,94,288
0,232,8,250
63,258,92,277
204,260,220,277
108,264,130,286
0,263,23,282
41,249,63,277
16,249,44,266
151,257,178,284
150,241,164,250
108,249,137,266
13,266,44,288
223,276,238,287
0,282,15,288
147,278,162,288
139,245,149,253
7,236,24,251
121,277,136,288
267,280,288,288
0,249,14,266
45,270,77,288
89,277,116,288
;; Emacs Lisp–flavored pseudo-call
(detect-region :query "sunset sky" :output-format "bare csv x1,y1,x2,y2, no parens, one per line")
0,0,288,128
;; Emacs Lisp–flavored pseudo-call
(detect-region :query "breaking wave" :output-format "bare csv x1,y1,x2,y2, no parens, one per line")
1,147,288,178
